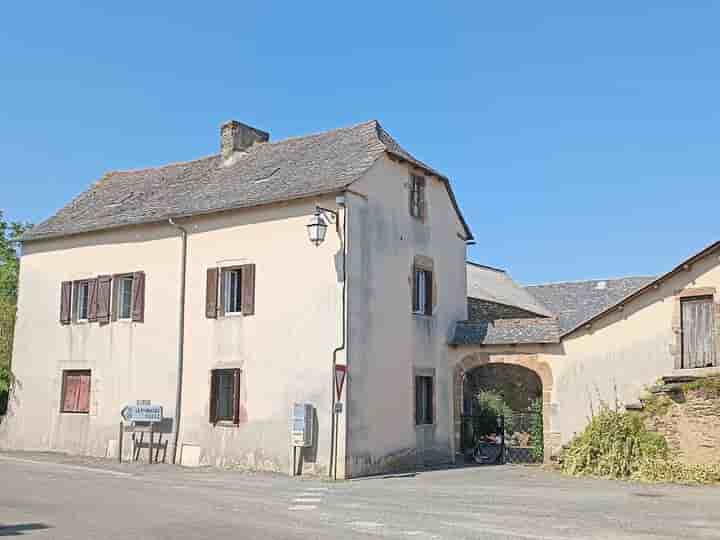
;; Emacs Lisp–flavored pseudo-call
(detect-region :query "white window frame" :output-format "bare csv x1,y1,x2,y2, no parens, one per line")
76,281,90,322
222,268,243,315
117,275,134,321
413,269,427,315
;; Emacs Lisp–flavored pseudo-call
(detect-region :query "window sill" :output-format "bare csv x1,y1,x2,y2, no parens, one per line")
60,411,89,415
415,423,435,430
212,421,240,428
412,312,433,319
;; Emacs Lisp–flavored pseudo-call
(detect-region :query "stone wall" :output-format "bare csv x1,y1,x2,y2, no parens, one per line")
643,382,720,465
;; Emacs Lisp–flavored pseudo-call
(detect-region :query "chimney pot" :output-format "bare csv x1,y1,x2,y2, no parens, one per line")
221,120,269,162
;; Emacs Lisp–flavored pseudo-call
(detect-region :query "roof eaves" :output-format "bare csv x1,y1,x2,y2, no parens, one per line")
19,186,349,243
560,240,720,339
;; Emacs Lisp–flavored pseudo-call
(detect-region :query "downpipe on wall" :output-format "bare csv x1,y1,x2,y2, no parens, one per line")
329,196,347,480
168,218,188,465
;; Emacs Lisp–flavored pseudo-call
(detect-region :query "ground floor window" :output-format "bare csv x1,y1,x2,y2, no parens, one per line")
61,370,91,413
209,369,241,424
415,375,434,425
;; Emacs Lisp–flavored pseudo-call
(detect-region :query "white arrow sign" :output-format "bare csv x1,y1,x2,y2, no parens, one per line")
121,404,163,423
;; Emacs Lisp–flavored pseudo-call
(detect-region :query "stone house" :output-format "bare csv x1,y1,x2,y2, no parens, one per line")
0,120,472,478
451,241,720,459
1,117,718,475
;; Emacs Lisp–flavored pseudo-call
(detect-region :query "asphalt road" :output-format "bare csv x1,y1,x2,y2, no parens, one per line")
1,452,719,539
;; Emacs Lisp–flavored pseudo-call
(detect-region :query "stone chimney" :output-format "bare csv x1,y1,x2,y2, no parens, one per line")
220,120,269,163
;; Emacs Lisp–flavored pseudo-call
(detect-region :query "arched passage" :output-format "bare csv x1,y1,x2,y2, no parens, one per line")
453,353,554,462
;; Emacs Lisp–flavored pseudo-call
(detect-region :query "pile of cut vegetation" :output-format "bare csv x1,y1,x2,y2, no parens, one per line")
560,384,720,484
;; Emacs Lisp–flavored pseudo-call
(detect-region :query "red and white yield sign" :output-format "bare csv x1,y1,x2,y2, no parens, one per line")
334,365,347,400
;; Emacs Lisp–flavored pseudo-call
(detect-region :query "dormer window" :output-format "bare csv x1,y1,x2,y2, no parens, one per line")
409,174,425,220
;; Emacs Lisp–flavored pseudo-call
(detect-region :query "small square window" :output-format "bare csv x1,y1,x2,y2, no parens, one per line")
210,369,241,424
222,268,242,314
117,276,133,320
415,375,434,425
61,370,91,413
76,281,90,321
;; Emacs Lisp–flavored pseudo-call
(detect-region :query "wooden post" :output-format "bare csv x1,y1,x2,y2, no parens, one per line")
118,422,123,463
149,422,154,464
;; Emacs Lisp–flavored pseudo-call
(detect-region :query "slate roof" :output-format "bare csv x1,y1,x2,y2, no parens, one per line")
23,120,472,242
525,277,655,334
450,317,561,346
466,262,553,317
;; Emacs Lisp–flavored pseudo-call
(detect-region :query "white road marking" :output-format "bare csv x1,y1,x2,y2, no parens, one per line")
288,505,318,511
0,455,132,478
293,497,321,503
306,487,328,491
349,521,384,529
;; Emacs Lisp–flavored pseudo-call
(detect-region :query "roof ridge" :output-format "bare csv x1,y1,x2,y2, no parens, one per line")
102,120,382,177
466,261,507,273
525,275,656,287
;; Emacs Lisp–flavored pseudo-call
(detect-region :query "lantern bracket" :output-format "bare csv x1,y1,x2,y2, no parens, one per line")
315,206,339,230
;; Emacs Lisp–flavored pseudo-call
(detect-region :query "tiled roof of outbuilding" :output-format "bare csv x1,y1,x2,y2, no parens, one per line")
450,317,561,346
525,276,655,334
22,120,472,242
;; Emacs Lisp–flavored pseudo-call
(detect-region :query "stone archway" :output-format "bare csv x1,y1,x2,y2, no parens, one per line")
453,352,555,462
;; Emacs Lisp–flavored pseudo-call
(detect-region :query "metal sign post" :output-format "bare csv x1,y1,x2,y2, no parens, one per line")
118,402,164,464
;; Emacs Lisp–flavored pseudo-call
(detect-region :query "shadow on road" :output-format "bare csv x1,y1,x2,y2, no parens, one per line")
0,523,51,536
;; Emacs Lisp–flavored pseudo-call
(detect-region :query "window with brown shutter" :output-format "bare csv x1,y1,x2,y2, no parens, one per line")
209,369,242,425
74,280,91,322
241,264,255,316
210,264,257,318
131,271,145,322
87,278,99,322
409,174,426,220
60,281,72,325
112,274,134,321
60,370,91,413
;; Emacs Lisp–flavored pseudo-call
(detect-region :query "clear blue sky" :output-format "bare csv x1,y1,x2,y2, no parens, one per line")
2,2,718,284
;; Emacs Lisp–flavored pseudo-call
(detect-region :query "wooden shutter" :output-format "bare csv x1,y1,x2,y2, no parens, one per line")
424,270,433,316
408,176,416,216
77,373,91,412
232,369,241,425
426,377,434,424
96,275,112,324
62,373,80,411
206,268,219,318
131,271,145,322
110,275,120,322
242,264,256,316
681,296,716,368
87,279,99,322
60,281,72,325
209,371,218,423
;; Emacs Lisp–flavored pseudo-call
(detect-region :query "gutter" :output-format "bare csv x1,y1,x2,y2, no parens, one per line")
168,218,188,464
329,198,348,480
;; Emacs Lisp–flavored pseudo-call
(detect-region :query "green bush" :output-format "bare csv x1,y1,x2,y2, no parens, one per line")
561,405,668,478
529,397,544,461
474,389,514,436
0,364,12,415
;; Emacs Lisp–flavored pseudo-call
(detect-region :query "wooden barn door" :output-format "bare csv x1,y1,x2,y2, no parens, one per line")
681,296,716,369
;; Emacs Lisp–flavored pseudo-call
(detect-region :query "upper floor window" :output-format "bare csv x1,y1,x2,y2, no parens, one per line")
223,268,243,314
206,264,256,318
75,281,91,321
409,174,426,220
60,272,144,326
116,275,134,320
413,267,433,316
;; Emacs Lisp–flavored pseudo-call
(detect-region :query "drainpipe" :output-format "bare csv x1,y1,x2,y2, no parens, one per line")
168,218,188,465
329,197,347,480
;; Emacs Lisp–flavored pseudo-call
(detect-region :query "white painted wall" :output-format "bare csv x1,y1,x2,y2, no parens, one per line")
346,156,468,476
